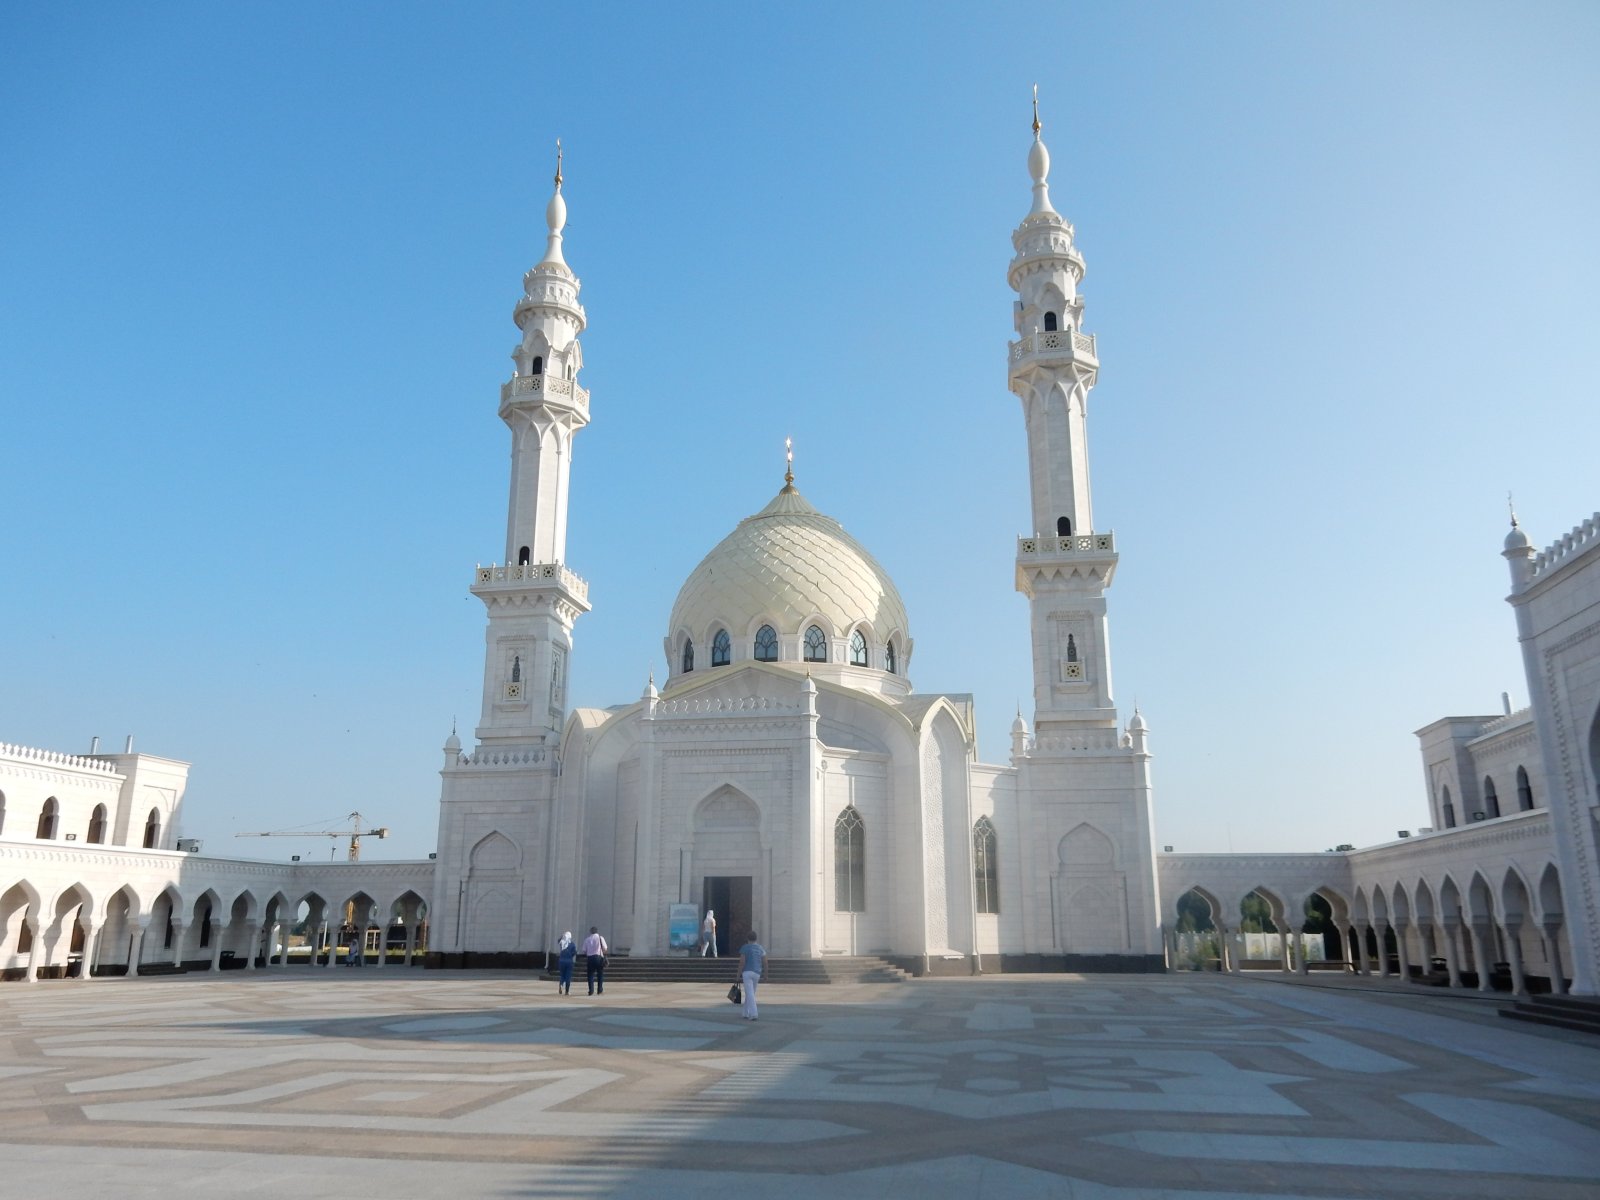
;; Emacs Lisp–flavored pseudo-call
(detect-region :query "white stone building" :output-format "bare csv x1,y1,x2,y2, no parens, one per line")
429,117,1165,973
2,116,1596,994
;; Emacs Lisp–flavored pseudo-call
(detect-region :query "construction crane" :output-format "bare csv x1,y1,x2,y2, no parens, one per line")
235,811,390,861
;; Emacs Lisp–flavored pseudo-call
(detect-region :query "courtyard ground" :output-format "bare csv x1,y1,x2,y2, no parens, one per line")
1,970,1597,1198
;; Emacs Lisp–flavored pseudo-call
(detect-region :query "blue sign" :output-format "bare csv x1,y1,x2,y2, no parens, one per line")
668,903,700,951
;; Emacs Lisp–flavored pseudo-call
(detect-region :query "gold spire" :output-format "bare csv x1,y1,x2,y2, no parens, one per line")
554,138,563,190
1031,84,1040,136
783,435,795,490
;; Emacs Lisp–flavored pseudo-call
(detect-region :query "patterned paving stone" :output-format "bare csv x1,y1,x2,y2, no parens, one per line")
1,972,1597,1197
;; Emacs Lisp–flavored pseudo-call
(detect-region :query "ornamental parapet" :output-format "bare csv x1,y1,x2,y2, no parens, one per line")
1529,511,1600,581
1009,329,1097,366
1018,532,1115,557
452,748,547,767
472,561,589,603
499,373,590,412
0,742,121,776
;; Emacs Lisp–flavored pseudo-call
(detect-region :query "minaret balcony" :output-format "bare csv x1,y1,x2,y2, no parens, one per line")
499,373,590,413
472,560,590,605
1018,532,1114,557
1009,329,1097,367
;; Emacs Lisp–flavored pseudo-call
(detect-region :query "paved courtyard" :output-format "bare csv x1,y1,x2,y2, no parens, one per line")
1,971,1597,1198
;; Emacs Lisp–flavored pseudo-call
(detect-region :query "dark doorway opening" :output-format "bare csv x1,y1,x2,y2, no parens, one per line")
702,875,753,957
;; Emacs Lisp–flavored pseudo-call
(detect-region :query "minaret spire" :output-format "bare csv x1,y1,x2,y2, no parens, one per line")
540,139,569,268
783,436,795,491
1027,86,1056,217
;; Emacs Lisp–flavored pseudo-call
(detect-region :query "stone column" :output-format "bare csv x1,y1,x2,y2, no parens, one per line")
1394,921,1412,982
1352,923,1369,975
356,922,371,966
75,922,97,982
1542,922,1568,995
169,920,187,969
22,919,41,983
375,922,387,969
243,922,262,971
126,922,147,979
1467,922,1492,992
404,923,417,966
1440,920,1463,988
325,919,340,970
1503,919,1529,996
208,921,225,972
1296,929,1310,976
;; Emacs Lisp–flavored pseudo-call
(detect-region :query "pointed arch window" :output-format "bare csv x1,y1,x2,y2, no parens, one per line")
1441,785,1456,829
1483,776,1500,819
87,804,108,844
37,797,59,840
1043,311,1058,332
834,806,865,913
1057,516,1072,536
518,546,531,566
754,624,779,662
803,625,827,663
974,816,1000,914
0,789,7,837
143,808,161,849
711,629,731,667
885,639,897,675
681,638,695,673
531,355,543,375
849,629,868,667
1516,765,1534,811
1066,634,1078,663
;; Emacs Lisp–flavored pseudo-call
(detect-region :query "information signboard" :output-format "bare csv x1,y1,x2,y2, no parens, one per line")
668,903,699,952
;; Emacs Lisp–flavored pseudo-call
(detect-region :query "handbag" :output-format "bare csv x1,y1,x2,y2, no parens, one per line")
727,982,742,1004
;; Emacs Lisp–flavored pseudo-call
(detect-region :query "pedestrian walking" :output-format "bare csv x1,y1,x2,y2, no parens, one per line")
556,931,576,995
583,926,609,995
738,930,766,1020
700,909,717,957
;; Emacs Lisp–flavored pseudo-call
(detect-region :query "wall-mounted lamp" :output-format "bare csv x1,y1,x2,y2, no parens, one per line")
291,855,301,862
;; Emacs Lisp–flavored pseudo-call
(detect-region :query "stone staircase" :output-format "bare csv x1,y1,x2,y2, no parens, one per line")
1499,994,1600,1036
542,955,909,985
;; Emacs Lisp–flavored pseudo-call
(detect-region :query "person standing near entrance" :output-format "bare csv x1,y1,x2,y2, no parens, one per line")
583,926,609,995
556,931,576,996
739,931,766,1020
701,910,717,957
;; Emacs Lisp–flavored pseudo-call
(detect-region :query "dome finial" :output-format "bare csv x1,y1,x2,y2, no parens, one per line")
1508,490,1519,529
554,138,563,191
1032,83,1041,136
783,435,795,491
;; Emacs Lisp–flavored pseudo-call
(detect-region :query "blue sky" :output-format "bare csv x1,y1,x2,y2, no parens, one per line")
2,4,1596,864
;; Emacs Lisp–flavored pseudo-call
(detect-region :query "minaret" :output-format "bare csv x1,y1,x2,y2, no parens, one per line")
1008,91,1119,735
469,144,593,747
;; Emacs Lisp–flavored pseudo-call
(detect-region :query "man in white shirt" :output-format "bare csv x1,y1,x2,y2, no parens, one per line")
701,910,717,957
582,926,608,995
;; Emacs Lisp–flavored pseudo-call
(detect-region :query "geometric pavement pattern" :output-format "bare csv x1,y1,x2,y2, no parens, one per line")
2,972,1598,1199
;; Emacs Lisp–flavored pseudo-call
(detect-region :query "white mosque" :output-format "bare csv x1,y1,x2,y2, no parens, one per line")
3,113,1598,997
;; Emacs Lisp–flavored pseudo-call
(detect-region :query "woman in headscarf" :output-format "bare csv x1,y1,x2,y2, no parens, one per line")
556,931,577,995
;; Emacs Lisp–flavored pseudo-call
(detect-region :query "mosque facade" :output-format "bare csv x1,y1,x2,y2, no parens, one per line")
428,118,1164,972
1,119,1597,994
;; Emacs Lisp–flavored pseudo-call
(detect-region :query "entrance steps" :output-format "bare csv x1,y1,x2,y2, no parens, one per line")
542,955,909,985
1499,994,1600,1036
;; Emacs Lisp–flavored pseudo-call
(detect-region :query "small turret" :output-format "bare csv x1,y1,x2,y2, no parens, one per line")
1503,504,1535,591
1010,708,1030,763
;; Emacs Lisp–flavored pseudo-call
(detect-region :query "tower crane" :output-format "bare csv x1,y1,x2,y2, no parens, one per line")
235,811,390,861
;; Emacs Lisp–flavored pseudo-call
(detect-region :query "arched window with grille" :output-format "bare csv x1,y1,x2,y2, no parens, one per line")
1516,765,1534,811
1483,775,1500,819
754,624,779,662
885,639,897,675
711,629,731,667
803,625,827,662
834,806,865,913
36,797,59,840
681,638,694,673
87,804,107,844
143,807,161,849
849,629,868,667
974,816,999,914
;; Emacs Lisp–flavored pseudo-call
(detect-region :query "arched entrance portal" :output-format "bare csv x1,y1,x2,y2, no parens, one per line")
692,787,760,956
